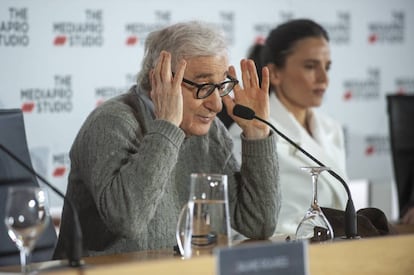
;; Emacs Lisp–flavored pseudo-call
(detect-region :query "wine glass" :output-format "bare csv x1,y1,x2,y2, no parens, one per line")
295,166,334,243
4,186,50,273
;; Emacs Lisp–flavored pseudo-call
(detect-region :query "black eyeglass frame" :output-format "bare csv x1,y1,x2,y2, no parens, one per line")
180,74,239,99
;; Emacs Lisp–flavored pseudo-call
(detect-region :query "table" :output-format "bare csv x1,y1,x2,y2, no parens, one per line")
1,233,413,275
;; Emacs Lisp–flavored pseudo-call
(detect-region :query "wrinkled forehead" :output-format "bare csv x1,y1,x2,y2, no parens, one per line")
183,55,229,80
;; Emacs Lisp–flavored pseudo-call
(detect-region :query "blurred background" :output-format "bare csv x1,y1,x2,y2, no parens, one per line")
1,0,413,222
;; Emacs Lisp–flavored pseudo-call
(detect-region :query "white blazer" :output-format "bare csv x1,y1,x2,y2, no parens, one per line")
229,93,348,236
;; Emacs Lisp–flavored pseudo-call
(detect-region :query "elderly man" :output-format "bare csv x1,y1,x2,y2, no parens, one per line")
54,21,280,258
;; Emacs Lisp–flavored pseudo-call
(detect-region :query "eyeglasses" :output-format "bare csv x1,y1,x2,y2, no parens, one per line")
181,75,239,99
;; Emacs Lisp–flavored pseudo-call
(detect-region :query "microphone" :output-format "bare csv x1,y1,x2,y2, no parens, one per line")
0,144,83,267
233,104,358,239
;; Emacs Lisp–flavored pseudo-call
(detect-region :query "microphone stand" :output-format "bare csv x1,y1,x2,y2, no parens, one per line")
0,144,83,267
232,104,358,239
254,116,358,238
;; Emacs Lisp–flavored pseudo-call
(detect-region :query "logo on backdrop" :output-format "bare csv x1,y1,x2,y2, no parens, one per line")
342,68,381,101
215,11,236,46
0,7,29,47
395,77,414,94
53,9,103,47
252,11,294,45
124,11,171,46
321,12,351,45
368,11,404,44
95,74,136,106
52,152,70,178
364,135,389,156
20,75,73,113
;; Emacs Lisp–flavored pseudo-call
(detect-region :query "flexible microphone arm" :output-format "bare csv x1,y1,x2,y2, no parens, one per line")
233,104,358,238
0,144,83,267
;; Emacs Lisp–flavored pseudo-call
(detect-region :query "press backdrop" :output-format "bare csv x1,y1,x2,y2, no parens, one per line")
1,0,413,220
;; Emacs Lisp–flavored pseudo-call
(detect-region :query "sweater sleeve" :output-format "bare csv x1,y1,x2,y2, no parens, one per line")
72,102,185,239
225,131,280,239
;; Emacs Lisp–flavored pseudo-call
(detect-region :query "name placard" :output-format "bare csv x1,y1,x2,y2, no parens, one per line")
216,240,308,275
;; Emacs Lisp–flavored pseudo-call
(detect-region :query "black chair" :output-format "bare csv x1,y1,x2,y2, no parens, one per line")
386,94,414,218
0,109,57,266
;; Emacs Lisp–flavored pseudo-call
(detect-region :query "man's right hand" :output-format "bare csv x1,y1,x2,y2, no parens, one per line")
150,50,187,127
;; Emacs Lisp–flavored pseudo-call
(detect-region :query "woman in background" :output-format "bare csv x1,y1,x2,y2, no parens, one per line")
230,18,348,237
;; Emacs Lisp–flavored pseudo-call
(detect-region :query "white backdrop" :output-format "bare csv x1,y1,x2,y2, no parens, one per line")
1,0,413,219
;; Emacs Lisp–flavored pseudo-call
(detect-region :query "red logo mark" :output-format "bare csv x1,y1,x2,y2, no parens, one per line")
54,36,67,46
126,36,138,46
368,34,378,44
254,35,266,45
53,166,66,177
343,90,353,101
96,99,104,107
21,102,35,113
397,87,406,95
365,145,375,156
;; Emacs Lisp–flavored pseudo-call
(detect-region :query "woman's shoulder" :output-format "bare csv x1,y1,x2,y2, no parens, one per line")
312,109,343,132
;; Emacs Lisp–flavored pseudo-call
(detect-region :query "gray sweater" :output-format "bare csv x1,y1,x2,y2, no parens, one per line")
54,86,280,258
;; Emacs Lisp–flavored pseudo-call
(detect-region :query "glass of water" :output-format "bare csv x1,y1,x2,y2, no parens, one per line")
176,173,231,258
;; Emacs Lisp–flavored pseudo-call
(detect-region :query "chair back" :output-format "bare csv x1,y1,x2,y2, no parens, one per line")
0,109,57,266
386,94,414,217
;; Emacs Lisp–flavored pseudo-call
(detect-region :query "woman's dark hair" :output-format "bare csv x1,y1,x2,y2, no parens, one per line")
248,18,329,82
219,19,329,128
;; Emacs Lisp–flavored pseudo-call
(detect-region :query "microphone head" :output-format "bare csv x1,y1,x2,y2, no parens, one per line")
233,104,255,120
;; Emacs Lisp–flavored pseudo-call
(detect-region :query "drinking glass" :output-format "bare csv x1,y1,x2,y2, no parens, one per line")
295,166,334,243
176,173,231,259
4,186,50,273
